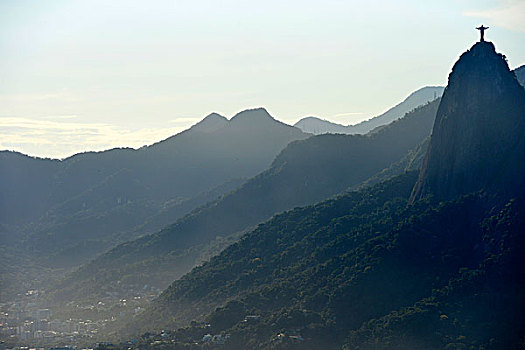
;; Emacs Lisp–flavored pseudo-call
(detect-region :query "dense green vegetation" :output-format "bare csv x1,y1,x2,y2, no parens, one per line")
121,172,421,336
345,194,525,349
115,174,524,349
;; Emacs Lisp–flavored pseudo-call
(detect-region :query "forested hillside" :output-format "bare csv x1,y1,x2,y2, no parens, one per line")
107,40,525,349
120,175,524,349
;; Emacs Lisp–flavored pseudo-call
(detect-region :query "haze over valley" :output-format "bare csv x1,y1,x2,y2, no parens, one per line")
1,1,525,349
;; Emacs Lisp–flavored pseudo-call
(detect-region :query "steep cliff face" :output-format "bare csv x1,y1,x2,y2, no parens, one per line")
411,41,525,202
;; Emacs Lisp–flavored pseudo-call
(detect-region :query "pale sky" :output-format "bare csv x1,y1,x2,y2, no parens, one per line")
1,0,524,159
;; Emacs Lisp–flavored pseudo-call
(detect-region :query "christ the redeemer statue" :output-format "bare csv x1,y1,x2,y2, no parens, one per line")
476,25,489,42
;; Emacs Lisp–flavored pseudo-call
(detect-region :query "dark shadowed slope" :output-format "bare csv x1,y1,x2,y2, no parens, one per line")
0,152,61,227
127,177,524,350
411,42,525,202
514,64,525,86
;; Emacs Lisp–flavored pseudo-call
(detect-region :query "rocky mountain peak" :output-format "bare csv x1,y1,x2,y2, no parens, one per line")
229,107,276,124
190,112,228,133
410,41,525,202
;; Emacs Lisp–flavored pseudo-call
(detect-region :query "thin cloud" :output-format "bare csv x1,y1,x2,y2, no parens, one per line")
168,117,203,124
42,115,79,120
0,117,187,159
0,92,81,102
464,1,525,33
331,112,365,118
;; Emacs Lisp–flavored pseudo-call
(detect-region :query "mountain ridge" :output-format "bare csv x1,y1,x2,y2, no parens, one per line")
294,86,444,135
0,108,309,299
411,41,525,202
47,98,440,312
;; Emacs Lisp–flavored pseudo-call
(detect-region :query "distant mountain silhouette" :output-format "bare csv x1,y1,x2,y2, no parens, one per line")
0,108,308,298
294,86,444,135
294,116,349,134
514,64,525,86
411,42,525,202
189,112,228,133
48,97,440,317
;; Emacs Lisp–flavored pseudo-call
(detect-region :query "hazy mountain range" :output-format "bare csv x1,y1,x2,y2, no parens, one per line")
1,44,524,349
0,109,308,299
46,96,440,310
114,42,525,349
294,86,444,135
0,82,449,299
